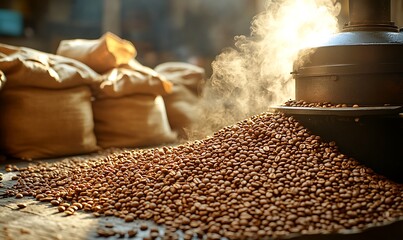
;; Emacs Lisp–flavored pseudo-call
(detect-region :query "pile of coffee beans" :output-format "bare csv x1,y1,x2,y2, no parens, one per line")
6,112,403,239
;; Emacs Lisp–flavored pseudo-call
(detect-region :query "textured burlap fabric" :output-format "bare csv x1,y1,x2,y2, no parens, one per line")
0,43,99,159
154,62,205,135
93,62,177,148
93,95,176,148
56,32,136,74
0,44,98,89
0,87,98,160
93,62,172,99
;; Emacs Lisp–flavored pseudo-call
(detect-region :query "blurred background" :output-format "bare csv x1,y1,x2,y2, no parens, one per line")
0,0,402,77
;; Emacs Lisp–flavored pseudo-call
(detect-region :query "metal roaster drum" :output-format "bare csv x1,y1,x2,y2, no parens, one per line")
275,0,403,183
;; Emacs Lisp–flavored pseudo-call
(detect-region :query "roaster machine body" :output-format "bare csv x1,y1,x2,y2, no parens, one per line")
275,0,403,183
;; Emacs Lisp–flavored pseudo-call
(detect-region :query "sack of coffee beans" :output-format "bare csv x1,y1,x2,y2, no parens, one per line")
92,63,177,148
95,61,172,98
154,62,205,137
0,87,97,160
0,43,99,160
56,32,136,74
0,44,97,88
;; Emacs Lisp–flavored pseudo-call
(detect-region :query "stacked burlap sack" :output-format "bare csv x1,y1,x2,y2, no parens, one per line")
57,33,178,148
0,32,205,160
0,43,99,160
90,63,178,148
154,62,205,137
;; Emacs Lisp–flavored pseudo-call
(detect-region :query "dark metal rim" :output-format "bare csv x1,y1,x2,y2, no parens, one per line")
293,63,403,77
342,24,399,32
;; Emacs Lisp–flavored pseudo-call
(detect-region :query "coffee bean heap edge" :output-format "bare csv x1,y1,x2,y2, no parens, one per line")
284,100,357,108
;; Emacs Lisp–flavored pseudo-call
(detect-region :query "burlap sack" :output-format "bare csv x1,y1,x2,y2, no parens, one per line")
0,43,99,159
0,43,98,89
93,62,176,148
56,32,136,74
0,87,98,160
93,64,172,99
154,62,205,134
93,95,177,148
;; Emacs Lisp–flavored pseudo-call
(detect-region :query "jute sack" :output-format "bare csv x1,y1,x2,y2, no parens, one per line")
0,44,98,89
94,63,172,98
56,32,136,74
154,62,205,134
0,87,97,160
93,95,177,148
0,43,99,159
93,63,177,148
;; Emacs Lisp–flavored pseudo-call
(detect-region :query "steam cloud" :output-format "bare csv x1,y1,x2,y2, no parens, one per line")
191,0,341,138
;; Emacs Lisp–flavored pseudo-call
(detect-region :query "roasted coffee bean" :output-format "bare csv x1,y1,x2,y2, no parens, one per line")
97,228,115,237
124,214,135,222
50,200,60,206
127,229,137,237
64,210,75,215
35,194,44,200
60,202,70,208
72,202,83,209
140,224,148,231
58,205,66,212
17,203,26,209
15,193,23,199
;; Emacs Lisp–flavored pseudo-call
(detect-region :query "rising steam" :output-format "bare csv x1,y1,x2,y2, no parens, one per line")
191,0,341,138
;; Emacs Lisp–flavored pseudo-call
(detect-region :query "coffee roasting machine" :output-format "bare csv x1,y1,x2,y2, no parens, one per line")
275,0,403,183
